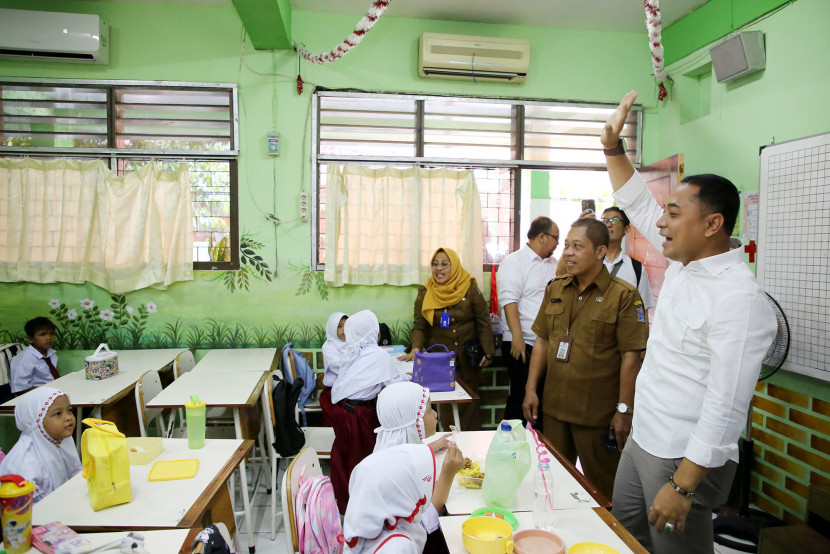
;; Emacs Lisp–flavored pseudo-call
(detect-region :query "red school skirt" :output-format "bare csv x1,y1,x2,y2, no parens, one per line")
329,398,380,514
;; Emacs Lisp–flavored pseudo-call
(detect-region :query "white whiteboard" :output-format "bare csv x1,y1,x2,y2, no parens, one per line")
757,131,830,382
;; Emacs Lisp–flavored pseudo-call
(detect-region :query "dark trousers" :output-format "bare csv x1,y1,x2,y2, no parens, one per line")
503,341,542,429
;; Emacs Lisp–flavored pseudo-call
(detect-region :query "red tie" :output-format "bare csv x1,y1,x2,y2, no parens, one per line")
43,356,60,380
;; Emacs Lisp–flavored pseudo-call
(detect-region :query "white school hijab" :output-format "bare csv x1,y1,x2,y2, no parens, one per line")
321,312,348,387
374,382,429,452
0,387,82,503
331,310,398,404
343,443,436,554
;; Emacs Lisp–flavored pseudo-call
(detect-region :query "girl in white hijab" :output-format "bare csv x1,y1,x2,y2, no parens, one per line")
332,310,403,404
330,310,407,513
322,312,348,388
373,382,464,535
342,443,436,554
320,312,349,426
0,387,81,503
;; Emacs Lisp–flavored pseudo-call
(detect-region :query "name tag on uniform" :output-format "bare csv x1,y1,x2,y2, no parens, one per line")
440,311,450,328
555,336,573,362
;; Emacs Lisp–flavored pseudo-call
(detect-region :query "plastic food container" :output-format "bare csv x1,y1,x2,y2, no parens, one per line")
462,516,514,554
470,507,519,531
125,437,163,465
513,529,566,554
455,474,484,489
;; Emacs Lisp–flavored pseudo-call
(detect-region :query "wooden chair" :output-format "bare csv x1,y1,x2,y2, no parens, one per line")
280,447,323,554
283,348,324,423
172,350,229,425
263,370,335,540
135,369,166,437
0,343,24,403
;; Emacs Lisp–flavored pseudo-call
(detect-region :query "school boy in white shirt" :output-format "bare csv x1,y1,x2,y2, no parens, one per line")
601,91,777,554
10,317,59,394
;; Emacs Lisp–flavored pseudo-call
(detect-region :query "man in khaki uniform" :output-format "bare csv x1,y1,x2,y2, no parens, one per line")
523,218,648,500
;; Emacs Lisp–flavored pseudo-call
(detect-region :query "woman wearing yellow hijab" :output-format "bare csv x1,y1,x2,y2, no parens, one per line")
404,247,495,430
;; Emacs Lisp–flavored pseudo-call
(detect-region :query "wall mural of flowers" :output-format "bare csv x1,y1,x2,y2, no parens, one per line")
2,296,412,351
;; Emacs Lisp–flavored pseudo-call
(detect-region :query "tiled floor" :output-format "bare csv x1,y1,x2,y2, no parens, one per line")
230,464,764,554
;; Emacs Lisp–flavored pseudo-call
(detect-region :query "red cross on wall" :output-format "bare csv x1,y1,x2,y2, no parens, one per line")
745,240,757,263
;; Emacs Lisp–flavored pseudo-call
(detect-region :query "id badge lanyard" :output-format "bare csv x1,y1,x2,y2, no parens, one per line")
439,309,450,328
555,292,589,363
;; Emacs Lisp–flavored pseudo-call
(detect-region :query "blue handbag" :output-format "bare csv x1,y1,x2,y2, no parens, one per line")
412,344,456,392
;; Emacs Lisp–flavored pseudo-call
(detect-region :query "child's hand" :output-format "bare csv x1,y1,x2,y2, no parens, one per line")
429,433,453,452
441,443,465,476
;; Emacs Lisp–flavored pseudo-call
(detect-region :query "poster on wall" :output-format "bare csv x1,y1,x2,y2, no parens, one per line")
742,190,759,242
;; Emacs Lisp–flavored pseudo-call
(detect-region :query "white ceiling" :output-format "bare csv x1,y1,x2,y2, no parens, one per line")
290,0,709,33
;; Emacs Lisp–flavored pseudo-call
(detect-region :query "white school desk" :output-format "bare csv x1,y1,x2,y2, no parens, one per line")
191,348,279,374
147,370,269,553
24,529,191,553
34,438,252,553
392,356,478,430
440,509,646,554
432,430,603,516
0,348,187,441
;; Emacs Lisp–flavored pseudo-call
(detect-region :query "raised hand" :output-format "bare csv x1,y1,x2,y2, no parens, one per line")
601,91,638,149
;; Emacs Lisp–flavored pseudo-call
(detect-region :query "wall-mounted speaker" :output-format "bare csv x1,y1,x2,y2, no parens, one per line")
709,31,765,83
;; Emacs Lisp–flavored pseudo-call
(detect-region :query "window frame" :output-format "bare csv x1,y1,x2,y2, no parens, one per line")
311,89,643,271
0,77,240,271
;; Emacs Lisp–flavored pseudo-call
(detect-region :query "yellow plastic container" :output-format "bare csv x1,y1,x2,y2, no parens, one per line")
0,474,35,553
126,437,163,465
462,516,514,554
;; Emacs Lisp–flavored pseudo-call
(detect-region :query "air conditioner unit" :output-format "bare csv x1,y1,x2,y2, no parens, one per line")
0,8,109,65
419,33,529,83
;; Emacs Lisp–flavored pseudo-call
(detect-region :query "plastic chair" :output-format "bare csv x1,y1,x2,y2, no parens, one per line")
135,369,166,437
280,447,323,554
263,370,335,540
0,343,24,403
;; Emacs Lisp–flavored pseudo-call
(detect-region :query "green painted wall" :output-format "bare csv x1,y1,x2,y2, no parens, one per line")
0,3,653,352
662,0,790,65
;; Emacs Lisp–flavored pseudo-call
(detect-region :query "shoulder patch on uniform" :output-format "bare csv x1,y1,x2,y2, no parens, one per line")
636,306,645,323
634,300,643,306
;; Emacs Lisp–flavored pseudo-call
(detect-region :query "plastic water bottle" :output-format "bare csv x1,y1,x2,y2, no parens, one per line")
533,463,554,531
482,421,531,508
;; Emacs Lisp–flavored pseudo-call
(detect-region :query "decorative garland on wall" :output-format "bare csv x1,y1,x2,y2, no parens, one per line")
295,0,391,65
645,0,668,101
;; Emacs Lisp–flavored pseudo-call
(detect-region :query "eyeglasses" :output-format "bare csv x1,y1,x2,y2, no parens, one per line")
601,217,622,225
431,261,451,269
542,232,559,241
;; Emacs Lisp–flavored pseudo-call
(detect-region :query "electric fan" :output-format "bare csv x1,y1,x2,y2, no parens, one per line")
713,292,790,552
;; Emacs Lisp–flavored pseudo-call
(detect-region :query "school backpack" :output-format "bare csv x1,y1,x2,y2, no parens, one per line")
632,258,643,286
294,471,343,554
377,323,392,346
271,373,307,458
282,342,318,426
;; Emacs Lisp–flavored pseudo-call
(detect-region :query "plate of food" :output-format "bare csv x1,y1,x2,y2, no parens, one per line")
456,457,485,489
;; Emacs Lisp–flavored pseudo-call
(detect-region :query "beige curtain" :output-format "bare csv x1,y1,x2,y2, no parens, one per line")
324,165,483,287
0,158,194,293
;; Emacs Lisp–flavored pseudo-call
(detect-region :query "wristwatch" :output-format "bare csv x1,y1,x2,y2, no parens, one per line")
603,138,627,156
616,402,633,415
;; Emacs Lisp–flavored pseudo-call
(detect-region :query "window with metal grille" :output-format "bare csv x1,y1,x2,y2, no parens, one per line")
313,90,641,270
0,78,239,270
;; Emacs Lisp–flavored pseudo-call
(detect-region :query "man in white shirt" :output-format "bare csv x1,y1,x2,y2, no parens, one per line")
497,216,560,423
601,207,655,315
601,91,777,554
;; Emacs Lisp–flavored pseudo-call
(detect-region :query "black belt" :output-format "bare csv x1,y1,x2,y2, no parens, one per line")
337,398,376,413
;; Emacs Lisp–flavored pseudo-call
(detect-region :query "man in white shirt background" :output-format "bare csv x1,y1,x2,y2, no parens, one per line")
601,91,777,554
601,207,655,318
497,216,560,424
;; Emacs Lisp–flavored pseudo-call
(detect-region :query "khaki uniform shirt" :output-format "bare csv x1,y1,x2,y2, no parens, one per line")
531,266,648,427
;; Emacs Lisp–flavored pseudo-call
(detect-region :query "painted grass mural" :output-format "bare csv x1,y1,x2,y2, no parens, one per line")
1,295,413,350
